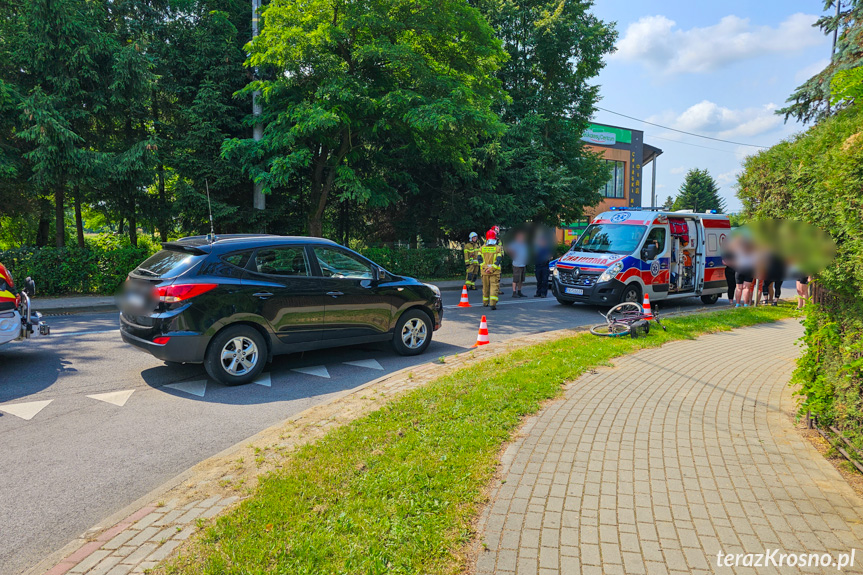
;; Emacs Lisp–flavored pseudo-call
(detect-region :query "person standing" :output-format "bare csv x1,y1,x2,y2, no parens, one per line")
533,232,552,298
796,275,810,310
508,231,528,298
480,228,504,309
463,232,482,290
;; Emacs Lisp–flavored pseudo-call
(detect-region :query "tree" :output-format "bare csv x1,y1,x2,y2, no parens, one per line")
672,169,725,213
779,0,863,124
475,0,616,228
10,0,114,247
224,0,508,237
661,195,674,210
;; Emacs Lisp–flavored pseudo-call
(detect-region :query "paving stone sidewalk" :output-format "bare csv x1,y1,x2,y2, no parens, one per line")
475,319,863,575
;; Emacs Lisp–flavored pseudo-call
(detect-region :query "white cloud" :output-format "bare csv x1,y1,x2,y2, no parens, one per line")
669,166,687,175
613,13,826,74
651,100,783,140
716,170,740,186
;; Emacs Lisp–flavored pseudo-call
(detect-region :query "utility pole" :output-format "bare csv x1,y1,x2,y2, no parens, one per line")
828,1,842,116
651,157,657,209
252,0,265,212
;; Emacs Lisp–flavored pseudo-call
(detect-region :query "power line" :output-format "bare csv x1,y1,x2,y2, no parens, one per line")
646,133,748,155
595,107,769,149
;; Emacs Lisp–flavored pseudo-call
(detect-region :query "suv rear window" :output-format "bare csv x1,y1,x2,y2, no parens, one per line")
134,249,204,279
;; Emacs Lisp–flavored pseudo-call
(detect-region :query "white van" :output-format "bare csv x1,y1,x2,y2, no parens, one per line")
552,208,731,306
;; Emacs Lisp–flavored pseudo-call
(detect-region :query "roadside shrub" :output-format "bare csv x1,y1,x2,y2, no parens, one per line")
0,245,156,296
738,102,863,448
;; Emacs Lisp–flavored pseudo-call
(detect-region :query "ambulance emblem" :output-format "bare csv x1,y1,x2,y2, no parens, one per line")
650,260,661,277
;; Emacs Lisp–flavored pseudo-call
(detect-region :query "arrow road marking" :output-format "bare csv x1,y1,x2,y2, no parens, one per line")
343,359,384,370
253,373,271,387
87,390,135,407
164,380,207,397
0,399,53,421
291,366,330,379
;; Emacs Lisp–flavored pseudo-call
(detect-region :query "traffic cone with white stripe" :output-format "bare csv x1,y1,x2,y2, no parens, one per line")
458,285,471,308
642,293,653,320
472,315,490,347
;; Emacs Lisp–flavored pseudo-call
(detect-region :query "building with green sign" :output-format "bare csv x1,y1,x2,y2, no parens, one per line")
558,122,663,244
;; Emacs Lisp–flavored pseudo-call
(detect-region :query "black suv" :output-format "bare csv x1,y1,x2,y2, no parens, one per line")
119,235,443,384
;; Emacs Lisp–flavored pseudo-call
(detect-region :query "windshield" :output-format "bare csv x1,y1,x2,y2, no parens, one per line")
573,224,647,255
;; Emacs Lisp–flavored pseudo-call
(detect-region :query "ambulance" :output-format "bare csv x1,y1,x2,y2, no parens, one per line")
552,208,731,307
0,261,49,347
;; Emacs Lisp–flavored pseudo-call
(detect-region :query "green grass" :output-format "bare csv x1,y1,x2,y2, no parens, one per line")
162,305,797,575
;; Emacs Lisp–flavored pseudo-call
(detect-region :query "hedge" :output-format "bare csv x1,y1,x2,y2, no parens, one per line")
0,245,157,295
738,102,863,449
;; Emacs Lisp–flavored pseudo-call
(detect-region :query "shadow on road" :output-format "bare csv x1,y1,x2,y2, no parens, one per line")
0,346,77,404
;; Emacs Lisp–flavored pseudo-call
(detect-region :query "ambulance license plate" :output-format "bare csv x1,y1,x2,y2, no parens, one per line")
564,287,584,295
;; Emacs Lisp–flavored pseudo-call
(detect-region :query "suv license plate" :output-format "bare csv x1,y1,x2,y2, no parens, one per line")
564,287,584,295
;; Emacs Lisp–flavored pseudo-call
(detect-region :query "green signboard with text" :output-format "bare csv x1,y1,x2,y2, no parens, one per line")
581,124,632,146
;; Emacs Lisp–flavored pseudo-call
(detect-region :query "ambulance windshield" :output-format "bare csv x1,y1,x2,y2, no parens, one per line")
573,224,647,255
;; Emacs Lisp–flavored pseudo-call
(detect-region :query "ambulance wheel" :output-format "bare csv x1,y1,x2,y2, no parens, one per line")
556,298,575,306
620,283,641,305
700,294,720,305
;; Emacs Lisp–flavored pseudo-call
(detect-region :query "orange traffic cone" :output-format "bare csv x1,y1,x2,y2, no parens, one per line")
472,315,490,347
458,285,471,308
642,293,653,320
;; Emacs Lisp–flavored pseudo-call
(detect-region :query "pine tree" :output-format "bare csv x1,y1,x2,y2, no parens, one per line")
779,0,863,124
672,169,725,213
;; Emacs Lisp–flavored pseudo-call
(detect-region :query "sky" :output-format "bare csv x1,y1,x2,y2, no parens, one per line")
588,0,832,212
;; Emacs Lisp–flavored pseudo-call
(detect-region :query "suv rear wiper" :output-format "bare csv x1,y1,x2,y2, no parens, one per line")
135,268,158,277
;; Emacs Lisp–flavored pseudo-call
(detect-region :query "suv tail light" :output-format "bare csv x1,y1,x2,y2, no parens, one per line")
154,283,217,303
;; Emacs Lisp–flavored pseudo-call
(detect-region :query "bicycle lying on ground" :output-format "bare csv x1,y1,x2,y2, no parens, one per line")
589,301,666,337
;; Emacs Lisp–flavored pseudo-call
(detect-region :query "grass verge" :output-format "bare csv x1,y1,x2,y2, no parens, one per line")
161,305,797,575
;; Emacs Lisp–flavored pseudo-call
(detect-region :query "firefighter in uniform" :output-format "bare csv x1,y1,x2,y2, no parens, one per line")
479,228,504,309
463,232,482,290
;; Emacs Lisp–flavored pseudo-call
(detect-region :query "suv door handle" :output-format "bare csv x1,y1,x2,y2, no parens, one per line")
253,292,273,299
326,291,344,298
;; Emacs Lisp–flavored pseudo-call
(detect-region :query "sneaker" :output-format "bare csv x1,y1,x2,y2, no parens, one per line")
735,304,741,308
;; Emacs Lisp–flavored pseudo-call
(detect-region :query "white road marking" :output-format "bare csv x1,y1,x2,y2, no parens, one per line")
87,390,135,407
291,365,330,378
343,359,384,370
443,298,553,310
253,373,271,387
0,399,53,421
164,380,207,397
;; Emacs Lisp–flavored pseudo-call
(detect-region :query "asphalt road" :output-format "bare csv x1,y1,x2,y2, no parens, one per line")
0,288,729,575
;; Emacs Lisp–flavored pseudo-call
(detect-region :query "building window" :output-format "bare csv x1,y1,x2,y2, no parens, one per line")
601,160,626,199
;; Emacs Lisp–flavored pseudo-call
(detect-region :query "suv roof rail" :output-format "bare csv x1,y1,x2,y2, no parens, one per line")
177,233,279,242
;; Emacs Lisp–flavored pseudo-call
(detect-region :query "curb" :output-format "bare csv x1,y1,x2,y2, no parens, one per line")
27,324,575,575
35,303,118,316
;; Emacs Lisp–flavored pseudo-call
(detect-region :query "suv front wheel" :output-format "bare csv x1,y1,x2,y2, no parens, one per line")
392,309,432,356
204,325,267,385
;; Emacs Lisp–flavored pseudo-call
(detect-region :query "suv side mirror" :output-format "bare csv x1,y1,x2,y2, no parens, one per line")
373,265,387,282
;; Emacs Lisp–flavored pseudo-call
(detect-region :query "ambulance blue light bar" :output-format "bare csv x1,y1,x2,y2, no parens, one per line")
609,207,666,211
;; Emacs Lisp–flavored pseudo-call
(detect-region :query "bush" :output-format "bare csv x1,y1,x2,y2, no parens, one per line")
0,244,156,296
738,102,863,448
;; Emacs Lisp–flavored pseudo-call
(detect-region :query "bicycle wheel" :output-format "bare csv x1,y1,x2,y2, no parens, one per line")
590,322,631,337
606,301,643,323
